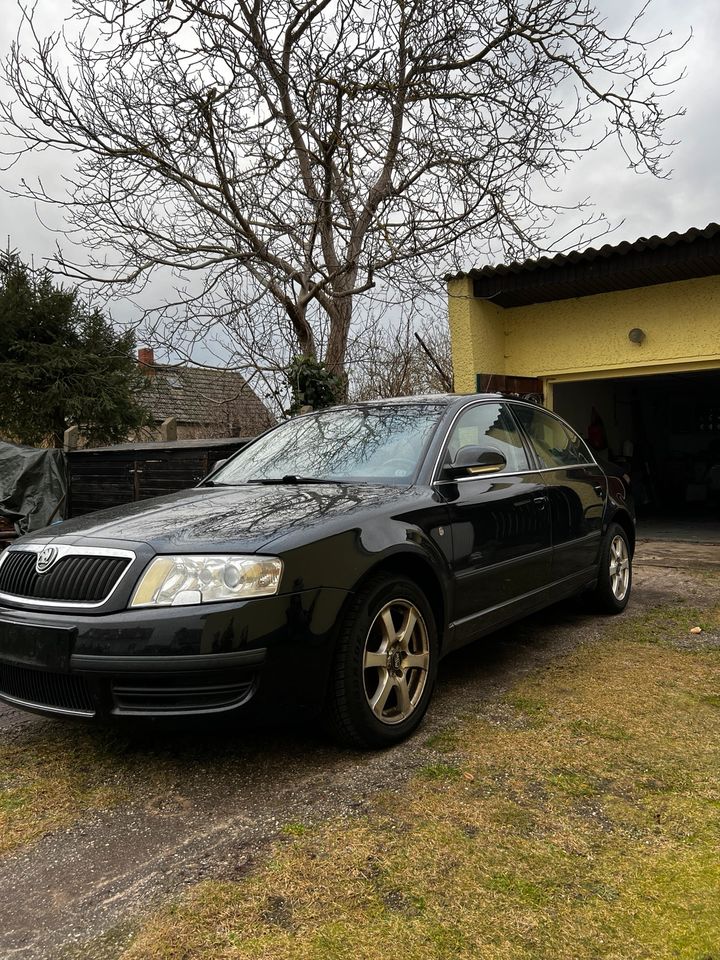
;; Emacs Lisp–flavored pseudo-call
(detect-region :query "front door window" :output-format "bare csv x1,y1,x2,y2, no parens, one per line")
445,402,530,474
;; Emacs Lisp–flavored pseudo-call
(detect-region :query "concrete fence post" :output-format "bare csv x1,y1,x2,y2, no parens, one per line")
63,425,79,452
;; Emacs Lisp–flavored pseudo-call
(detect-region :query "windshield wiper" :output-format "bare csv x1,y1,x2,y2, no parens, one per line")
246,475,354,485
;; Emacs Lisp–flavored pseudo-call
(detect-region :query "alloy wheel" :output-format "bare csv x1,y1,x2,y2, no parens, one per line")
609,535,630,600
363,599,430,725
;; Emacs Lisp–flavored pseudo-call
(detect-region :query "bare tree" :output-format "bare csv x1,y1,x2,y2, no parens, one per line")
1,0,684,389
349,314,453,401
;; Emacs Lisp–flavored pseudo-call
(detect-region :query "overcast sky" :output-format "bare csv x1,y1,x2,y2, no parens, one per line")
0,0,718,354
558,0,720,247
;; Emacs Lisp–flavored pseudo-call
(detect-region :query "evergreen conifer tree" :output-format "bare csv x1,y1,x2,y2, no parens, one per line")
0,251,149,447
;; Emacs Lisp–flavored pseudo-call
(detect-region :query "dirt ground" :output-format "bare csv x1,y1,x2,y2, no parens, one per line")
0,540,716,960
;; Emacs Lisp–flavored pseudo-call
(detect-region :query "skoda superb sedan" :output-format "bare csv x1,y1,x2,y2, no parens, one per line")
0,395,634,748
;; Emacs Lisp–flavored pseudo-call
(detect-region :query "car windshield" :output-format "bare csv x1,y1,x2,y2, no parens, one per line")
212,404,445,485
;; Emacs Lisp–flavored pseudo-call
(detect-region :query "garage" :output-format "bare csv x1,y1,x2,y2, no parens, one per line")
447,222,720,535
552,369,720,522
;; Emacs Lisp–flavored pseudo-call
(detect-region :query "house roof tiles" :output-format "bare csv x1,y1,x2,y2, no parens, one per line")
145,364,275,435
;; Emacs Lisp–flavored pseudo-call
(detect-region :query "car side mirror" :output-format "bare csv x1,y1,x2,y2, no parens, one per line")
443,446,507,480
209,458,228,474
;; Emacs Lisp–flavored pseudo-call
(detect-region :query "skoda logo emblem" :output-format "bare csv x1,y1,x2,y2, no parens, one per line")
36,546,59,574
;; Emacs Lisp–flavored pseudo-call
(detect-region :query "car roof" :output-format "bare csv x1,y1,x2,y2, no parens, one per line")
326,393,505,410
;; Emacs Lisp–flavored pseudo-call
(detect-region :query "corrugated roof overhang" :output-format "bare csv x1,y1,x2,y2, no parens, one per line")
447,223,720,308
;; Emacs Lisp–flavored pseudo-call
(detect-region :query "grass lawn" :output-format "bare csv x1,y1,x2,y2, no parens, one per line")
120,601,720,960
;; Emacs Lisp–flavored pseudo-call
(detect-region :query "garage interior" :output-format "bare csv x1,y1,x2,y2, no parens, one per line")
553,369,720,540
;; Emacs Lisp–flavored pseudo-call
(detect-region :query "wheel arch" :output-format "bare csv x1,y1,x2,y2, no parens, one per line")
350,551,449,650
608,508,636,557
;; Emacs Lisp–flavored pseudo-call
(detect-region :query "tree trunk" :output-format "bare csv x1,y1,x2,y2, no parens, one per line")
324,295,353,399
285,300,317,361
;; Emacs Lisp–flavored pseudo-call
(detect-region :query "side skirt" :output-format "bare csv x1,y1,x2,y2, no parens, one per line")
444,568,597,655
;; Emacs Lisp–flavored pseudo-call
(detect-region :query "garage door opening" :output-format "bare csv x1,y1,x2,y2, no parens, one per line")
553,369,720,539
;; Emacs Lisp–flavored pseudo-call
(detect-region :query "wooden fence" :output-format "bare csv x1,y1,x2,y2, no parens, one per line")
67,437,249,517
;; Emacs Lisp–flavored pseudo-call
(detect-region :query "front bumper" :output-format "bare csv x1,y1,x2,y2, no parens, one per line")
0,587,349,720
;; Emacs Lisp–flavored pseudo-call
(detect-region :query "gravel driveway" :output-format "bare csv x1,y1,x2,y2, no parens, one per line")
0,541,714,960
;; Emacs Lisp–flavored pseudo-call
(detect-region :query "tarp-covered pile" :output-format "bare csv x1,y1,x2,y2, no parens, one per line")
0,442,68,535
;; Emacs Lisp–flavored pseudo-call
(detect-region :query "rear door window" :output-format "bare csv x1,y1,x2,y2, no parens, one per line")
512,405,594,469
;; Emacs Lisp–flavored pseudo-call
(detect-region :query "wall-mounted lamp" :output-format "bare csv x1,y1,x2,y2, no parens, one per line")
628,327,646,345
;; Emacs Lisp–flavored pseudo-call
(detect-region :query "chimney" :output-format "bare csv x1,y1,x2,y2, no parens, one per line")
138,346,156,376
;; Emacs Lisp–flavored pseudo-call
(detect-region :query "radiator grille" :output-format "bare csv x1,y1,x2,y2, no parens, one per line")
0,663,95,714
0,550,130,604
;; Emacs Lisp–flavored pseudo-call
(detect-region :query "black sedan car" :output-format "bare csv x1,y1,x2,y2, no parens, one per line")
0,395,634,747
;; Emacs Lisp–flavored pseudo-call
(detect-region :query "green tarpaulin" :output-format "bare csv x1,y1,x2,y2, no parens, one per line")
0,442,68,535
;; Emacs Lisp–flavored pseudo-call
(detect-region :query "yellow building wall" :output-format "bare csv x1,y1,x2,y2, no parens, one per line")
447,274,720,394
447,276,505,392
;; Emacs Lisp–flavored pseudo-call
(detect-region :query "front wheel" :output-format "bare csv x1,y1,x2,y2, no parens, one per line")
593,522,632,613
325,575,439,749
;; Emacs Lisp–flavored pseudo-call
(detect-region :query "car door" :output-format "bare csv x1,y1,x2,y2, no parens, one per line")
435,401,552,644
510,403,606,583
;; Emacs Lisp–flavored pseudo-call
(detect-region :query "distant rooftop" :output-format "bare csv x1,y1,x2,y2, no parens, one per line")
447,222,720,308
137,349,275,436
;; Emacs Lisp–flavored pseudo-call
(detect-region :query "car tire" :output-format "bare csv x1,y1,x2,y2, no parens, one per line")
325,575,439,749
593,522,632,614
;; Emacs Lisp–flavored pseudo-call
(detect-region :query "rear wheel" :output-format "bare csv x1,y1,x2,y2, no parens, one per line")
325,575,438,749
593,522,632,613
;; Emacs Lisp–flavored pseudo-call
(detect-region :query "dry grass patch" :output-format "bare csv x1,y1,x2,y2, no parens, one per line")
122,599,720,960
0,724,135,854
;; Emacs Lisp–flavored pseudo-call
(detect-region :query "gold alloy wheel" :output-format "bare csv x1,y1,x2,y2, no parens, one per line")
363,599,430,725
609,534,630,600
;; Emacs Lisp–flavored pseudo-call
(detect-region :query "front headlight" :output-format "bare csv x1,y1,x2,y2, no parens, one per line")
129,555,283,608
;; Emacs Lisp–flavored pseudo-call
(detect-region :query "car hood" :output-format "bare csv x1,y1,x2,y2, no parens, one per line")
21,482,405,553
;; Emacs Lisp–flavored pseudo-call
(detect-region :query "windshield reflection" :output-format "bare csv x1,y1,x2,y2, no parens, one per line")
213,405,445,485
